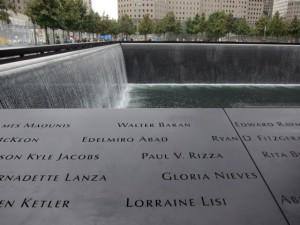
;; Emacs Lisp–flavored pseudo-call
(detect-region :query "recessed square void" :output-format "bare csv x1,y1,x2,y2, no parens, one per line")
1,43,300,109
0,43,299,225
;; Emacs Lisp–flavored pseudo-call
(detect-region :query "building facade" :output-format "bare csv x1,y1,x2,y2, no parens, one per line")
272,0,289,16
286,0,300,20
273,0,300,20
118,0,265,25
263,0,274,16
118,0,168,20
247,0,265,24
10,0,92,13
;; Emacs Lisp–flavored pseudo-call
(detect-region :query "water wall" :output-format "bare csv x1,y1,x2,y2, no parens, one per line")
0,44,127,108
122,43,300,83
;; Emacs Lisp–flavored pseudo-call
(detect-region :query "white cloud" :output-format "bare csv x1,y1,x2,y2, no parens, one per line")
91,0,118,19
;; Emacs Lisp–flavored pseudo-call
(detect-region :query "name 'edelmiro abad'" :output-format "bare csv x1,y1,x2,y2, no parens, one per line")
82,136,168,143
116,122,191,128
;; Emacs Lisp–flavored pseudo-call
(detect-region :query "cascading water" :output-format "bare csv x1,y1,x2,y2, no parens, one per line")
120,43,300,108
0,44,128,109
1,43,300,109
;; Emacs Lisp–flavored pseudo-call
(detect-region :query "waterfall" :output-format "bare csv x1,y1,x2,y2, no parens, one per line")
0,44,128,109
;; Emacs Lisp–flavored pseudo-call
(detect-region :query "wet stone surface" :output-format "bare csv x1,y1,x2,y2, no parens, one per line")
0,109,298,225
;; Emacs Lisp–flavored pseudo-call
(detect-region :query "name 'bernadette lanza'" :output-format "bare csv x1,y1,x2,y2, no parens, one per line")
0,173,107,183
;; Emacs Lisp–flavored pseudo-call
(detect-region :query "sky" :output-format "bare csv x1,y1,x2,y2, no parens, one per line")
92,0,118,19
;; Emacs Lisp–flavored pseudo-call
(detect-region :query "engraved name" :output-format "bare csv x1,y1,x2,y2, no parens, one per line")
82,136,168,143
117,122,191,128
0,137,39,143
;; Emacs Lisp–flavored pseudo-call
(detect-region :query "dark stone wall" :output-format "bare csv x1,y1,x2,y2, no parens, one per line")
122,43,300,83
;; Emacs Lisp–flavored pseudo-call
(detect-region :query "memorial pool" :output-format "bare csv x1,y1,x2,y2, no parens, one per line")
1,43,300,109
0,43,300,225
125,84,300,108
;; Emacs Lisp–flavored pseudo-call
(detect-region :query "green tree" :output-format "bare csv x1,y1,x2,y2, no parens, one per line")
255,15,270,37
119,14,135,39
107,19,119,39
206,11,228,41
59,0,88,41
156,12,181,40
97,15,120,38
226,13,235,35
269,11,287,37
97,15,109,34
197,13,206,34
138,14,154,40
154,19,164,34
83,10,98,39
60,0,79,34
288,16,300,41
186,14,206,34
26,0,62,44
162,12,181,33
0,0,15,23
73,0,88,40
185,17,194,34
233,18,250,40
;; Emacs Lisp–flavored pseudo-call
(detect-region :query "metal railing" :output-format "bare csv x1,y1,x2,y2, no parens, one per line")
0,41,118,64
1,41,299,65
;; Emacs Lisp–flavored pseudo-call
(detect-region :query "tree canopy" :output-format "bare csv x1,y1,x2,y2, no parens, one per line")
268,11,287,37
157,12,181,34
255,15,270,36
119,14,135,37
138,14,154,40
206,11,228,40
21,1,300,43
26,0,62,30
0,0,15,23
233,18,251,36
186,13,206,34
288,16,300,38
